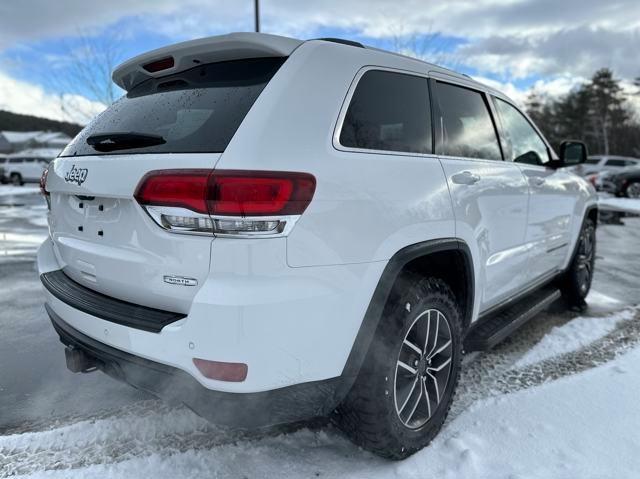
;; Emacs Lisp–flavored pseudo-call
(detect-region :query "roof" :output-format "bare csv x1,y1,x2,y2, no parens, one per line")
112,32,501,99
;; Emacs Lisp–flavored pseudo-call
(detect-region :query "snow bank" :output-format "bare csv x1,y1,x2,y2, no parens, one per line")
598,197,640,214
9,346,640,479
514,307,637,368
0,185,40,197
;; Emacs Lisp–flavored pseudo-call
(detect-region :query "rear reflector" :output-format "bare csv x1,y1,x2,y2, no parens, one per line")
143,56,175,73
193,358,248,382
135,169,316,217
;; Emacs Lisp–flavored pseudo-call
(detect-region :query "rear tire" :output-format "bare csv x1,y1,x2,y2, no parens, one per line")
10,173,23,186
625,181,640,199
561,218,596,308
334,275,463,460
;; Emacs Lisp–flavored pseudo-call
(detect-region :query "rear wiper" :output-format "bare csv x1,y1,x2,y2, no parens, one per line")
86,132,166,152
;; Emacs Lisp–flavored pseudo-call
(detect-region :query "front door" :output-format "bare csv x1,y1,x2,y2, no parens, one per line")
491,96,575,283
433,79,530,311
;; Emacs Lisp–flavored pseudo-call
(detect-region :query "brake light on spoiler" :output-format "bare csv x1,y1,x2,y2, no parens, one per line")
134,169,316,237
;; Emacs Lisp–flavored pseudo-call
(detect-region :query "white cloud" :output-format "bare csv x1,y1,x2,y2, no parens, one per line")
0,70,105,124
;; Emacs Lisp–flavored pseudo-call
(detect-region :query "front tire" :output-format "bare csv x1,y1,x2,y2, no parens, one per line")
561,218,596,307
334,275,463,460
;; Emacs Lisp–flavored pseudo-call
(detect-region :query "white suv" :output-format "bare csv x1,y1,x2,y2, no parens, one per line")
38,33,597,459
2,150,53,185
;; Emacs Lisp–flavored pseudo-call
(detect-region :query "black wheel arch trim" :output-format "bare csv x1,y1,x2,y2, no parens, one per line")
334,238,474,403
565,204,598,272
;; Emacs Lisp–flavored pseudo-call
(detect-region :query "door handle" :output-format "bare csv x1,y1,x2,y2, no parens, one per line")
451,171,481,185
529,177,546,187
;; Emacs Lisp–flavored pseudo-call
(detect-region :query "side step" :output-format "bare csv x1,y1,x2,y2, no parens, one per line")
464,287,561,351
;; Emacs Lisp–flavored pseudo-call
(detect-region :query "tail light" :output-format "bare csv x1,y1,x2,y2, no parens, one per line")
134,169,316,237
40,167,51,210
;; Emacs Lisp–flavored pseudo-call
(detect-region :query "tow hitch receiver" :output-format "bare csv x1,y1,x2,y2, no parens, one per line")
64,346,97,373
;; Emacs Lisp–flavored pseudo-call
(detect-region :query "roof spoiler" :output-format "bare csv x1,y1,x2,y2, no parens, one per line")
112,32,303,92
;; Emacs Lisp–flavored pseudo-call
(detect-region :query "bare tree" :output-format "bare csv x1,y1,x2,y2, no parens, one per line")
46,31,125,123
389,23,453,67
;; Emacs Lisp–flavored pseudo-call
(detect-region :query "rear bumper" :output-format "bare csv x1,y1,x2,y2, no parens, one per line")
47,304,342,428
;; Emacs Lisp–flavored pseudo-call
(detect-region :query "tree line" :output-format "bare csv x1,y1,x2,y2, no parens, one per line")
525,69,640,158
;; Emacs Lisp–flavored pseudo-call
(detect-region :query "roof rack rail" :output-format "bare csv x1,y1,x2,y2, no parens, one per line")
314,38,364,48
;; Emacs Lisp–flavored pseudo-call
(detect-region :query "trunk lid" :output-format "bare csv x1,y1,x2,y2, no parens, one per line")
46,154,220,313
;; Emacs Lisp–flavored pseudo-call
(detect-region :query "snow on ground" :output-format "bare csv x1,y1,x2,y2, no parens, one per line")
0,185,40,197
598,196,640,214
6,344,640,479
514,307,637,368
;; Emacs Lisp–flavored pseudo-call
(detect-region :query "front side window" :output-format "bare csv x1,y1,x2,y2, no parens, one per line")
340,70,432,154
493,98,549,165
435,82,502,161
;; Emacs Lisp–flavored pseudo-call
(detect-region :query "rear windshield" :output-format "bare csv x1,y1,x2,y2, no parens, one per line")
60,57,286,157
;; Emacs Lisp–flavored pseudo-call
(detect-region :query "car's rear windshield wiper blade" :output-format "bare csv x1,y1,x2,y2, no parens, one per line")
86,132,166,152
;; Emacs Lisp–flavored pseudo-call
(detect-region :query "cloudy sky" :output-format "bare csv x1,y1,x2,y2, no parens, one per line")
0,0,638,124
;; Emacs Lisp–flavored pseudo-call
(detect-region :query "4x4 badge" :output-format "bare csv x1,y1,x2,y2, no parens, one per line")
64,165,88,186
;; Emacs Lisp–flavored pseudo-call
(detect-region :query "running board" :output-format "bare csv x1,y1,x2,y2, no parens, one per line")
464,287,561,351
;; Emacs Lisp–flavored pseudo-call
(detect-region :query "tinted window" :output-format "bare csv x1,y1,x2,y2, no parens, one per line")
605,159,628,167
493,98,549,165
24,158,35,163
61,57,286,157
435,82,501,161
340,70,432,154
0,158,5,164
9,158,22,163
585,158,601,164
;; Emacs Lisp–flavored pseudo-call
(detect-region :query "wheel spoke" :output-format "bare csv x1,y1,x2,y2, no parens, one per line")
403,339,422,355
398,376,419,414
426,311,440,356
426,370,440,403
421,377,432,419
428,339,452,359
422,310,432,354
428,356,451,372
397,360,417,375
405,380,423,424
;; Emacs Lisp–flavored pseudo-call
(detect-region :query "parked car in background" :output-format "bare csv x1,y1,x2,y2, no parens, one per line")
578,155,640,176
2,148,58,185
601,166,640,198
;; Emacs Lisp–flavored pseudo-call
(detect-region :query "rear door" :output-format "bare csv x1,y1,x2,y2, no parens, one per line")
46,57,285,314
432,78,530,311
491,96,575,283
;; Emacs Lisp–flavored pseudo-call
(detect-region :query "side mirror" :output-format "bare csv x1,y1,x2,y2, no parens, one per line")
559,140,588,167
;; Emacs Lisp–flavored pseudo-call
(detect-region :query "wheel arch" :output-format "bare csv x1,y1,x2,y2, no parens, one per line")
333,238,474,404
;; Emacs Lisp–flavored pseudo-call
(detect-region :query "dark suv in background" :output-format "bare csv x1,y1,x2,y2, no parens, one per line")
602,167,640,198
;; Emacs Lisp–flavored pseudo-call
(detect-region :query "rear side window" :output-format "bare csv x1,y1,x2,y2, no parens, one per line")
435,82,502,161
493,98,549,165
60,57,286,157
339,70,432,154
9,158,22,163
605,159,628,167
585,158,601,164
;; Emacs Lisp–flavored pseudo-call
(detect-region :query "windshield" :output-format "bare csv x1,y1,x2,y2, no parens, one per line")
60,57,285,157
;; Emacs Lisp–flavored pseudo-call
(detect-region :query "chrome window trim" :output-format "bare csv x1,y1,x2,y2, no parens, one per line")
332,65,438,159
